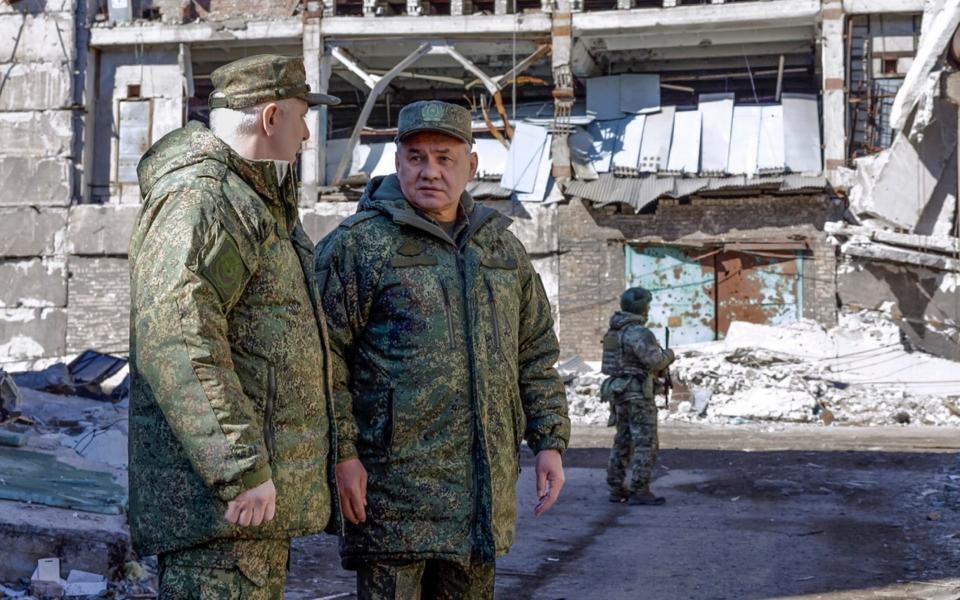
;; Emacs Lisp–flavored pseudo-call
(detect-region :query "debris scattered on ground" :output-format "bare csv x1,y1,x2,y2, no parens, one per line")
12,351,129,402
565,310,960,427
0,369,22,421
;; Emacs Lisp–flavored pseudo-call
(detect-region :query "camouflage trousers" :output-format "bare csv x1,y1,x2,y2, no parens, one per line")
157,538,289,600
356,559,495,600
606,392,659,494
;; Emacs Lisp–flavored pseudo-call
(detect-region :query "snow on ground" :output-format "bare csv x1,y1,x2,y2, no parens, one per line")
563,310,960,427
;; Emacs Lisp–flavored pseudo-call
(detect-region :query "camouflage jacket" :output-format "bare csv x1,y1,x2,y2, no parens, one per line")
315,175,570,565
602,311,675,399
128,121,338,556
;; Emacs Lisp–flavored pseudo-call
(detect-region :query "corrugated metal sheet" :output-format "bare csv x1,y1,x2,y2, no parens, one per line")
612,114,646,171
467,181,514,199
587,76,624,120
638,106,675,173
501,122,549,193
586,119,620,174
757,104,786,174
782,93,822,173
620,74,660,115
565,173,827,212
666,109,701,174
727,105,762,177
699,93,735,175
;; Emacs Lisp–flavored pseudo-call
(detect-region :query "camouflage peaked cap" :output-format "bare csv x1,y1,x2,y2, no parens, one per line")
209,54,340,109
621,287,653,314
395,100,473,145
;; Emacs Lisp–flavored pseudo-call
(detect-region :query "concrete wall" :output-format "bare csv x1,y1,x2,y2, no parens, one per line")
0,1,77,369
838,257,960,361
557,194,844,360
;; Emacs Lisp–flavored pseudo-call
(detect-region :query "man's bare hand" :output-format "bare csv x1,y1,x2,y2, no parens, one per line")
337,458,368,525
534,449,564,517
224,478,276,527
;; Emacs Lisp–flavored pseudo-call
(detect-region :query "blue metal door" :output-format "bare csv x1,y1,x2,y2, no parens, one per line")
625,245,717,345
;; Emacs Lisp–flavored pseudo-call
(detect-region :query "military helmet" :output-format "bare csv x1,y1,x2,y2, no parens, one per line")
620,286,653,314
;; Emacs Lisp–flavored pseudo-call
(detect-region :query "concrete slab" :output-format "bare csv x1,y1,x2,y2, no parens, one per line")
0,258,67,308
0,207,67,257
65,257,130,355
0,156,71,206
0,13,75,63
0,62,71,111
300,202,358,245
488,200,560,255
67,205,138,256
0,308,67,364
0,110,73,158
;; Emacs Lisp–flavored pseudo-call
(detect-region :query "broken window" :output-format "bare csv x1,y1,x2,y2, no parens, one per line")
847,13,923,159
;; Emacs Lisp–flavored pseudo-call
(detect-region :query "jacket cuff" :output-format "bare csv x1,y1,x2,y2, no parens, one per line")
239,462,273,491
337,440,359,462
529,436,568,455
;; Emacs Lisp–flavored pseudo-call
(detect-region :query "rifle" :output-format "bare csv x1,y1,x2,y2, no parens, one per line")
662,327,674,409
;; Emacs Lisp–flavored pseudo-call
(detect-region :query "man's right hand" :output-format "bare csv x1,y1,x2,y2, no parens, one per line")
336,458,368,525
224,478,276,527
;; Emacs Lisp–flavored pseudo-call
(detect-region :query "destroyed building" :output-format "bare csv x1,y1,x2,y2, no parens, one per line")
0,0,958,368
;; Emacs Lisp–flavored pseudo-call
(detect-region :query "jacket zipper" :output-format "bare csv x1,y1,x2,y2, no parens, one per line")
265,365,277,460
458,252,492,562
439,278,457,350
484,277,501,356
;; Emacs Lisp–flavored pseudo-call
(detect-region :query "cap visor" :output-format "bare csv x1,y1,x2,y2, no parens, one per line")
305,92,341,106
395,126,472,145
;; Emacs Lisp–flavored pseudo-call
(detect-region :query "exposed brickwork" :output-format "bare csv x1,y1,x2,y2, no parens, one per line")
557,194,843,361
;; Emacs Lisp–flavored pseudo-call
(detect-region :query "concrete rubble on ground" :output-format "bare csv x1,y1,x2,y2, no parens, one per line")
563,310,960,428
0,352,157,598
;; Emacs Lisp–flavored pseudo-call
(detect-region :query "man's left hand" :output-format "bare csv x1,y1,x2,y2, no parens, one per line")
534,449,564,517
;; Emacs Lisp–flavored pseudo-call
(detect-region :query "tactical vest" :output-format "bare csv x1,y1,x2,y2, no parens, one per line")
600,327,647,377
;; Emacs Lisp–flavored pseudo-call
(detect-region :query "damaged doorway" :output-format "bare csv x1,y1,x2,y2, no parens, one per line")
625,245,804,344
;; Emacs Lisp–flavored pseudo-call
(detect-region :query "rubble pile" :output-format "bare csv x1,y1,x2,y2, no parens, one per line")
564,310,960,427
0,351,157,597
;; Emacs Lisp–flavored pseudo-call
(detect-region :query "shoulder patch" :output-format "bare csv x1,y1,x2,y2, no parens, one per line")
196,228,252,306
338,210,380,230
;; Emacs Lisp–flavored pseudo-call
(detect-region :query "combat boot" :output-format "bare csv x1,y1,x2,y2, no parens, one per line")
628,487,665,506
608,488,629,503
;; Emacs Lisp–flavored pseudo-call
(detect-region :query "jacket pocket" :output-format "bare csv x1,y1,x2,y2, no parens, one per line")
439,278,456,350
484,276,502,356
264,365,277,461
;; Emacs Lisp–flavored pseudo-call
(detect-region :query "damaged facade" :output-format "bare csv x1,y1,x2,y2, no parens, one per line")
0,0,957,366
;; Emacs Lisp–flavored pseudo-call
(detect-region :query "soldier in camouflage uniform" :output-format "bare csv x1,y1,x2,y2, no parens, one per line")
315,101,571,599
128,55,341,598
601,287,675,506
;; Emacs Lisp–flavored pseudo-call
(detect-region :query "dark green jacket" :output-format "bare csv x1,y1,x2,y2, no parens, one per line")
315,175,570,565
129,122,338,556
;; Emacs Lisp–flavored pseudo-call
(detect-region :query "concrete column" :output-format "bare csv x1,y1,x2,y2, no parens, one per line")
662,0,677,7
617,0,632,9
451,0,473,15
821,0,847,183
302,17,327,204
551,0,573,179
363,0,378,16
495,0,511,15
408,0,422,14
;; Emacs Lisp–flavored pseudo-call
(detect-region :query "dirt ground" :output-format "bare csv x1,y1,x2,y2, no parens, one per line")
285,423,960,600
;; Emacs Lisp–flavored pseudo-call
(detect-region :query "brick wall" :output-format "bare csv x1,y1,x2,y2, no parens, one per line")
557,193,844,361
